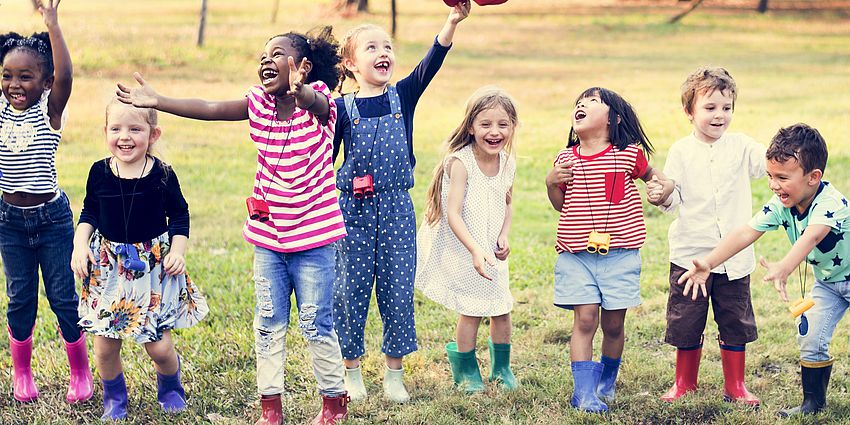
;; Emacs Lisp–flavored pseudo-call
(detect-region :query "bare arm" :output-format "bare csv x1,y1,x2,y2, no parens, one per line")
117,73,248,121
437,0,470,47
70,223,95,279
446,159,494,280
285,57,330,123
642,166,675,206
40,0,72,129
545,161,572,211
162,235,188,276
760,224,830,302
678,225,764,299
494,187,513,261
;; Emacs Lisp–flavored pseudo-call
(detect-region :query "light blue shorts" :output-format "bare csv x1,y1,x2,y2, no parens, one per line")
553,248,642,310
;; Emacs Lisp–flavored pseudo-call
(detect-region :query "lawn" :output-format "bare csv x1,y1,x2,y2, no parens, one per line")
1,0,849,423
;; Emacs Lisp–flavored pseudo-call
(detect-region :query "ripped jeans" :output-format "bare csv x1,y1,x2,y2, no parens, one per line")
253,245,345,396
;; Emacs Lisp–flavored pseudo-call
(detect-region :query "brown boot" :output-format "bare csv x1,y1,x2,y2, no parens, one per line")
255,394,283,425
311,392,350,425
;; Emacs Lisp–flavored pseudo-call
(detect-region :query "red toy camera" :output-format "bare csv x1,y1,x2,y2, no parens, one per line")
246,197,270,222
353,175,375,199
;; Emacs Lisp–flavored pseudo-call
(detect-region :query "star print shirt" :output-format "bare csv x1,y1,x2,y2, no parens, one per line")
749,182,850,282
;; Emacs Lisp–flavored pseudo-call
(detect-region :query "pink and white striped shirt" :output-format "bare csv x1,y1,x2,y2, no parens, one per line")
243,81,346,253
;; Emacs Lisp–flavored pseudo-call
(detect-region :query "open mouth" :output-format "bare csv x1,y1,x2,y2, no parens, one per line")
117,145,135,152
374,60,390,73
9,93,26,103
261,68,278,85
574,110,587,120
485,138,502,147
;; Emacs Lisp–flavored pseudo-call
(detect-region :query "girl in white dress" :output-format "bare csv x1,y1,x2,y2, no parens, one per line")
416,86,518,392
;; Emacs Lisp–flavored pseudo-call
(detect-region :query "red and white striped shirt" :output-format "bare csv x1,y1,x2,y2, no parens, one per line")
243,82,346,253
554,144,648,253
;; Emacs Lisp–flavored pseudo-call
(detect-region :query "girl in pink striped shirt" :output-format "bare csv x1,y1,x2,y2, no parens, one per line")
544,87,673,413
117,27,350,425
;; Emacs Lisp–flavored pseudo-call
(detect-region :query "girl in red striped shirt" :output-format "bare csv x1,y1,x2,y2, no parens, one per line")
544,87,673,413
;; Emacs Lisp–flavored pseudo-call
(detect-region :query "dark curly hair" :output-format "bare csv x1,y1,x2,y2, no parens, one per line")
767,123,828,174
0,31,54,77
269,26,341,93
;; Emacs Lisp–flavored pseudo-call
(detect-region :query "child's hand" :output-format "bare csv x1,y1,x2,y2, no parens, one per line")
472,246,495,281
677,259,710,300
448,0,471,24
759,256,789,302
70,245,95,279
286,56,309,98
646,175,665,204
495,235,510,261
37,0,61,28
162,252,186,276
116,73,160,108
546,161,573,187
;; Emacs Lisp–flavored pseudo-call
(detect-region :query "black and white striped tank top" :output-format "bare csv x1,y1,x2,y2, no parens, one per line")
0,92,63,194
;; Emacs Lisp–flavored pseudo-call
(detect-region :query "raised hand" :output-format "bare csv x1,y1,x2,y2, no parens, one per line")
116,72,160,108
37,0,61,28
448,0,471,24
677,258,710,300
760,256,789,302
286,56,309,97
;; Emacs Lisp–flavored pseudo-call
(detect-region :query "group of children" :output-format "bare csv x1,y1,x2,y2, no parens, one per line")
1,0,847,423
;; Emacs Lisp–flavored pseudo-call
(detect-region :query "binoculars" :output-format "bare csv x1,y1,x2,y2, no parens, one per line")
586,230,611,255
115,243,146,272
246,197,270,222
789,297,815,317
444,0,508,6
353,174,375,199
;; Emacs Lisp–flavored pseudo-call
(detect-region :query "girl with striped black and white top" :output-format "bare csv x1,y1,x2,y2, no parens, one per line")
116,27,351,425
0,0,94,406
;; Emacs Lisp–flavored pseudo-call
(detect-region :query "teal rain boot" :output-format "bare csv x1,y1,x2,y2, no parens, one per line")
445,342,484,393
488,338,519,390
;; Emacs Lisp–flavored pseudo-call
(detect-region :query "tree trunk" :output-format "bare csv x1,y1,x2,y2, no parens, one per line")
668,0,705,24
271,0,281,23
757,0,769,13
357,0,368,12
391,0,397,38
197,0,208,47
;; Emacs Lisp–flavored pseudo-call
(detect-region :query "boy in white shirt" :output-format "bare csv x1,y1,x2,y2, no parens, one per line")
648,67,766,405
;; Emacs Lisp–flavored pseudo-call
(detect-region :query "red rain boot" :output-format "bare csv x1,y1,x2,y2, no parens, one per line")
62,331,94,403
720,344,760,406
311,393,350,425
255,394,283,425
661,345,701,402
8,327,38,402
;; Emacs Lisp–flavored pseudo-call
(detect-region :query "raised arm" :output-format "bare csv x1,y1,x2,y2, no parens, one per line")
117,73,248,121
437,1,470,47
40,0,71,129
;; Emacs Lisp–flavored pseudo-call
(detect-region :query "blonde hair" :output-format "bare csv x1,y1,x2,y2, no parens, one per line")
338,24,390,93
105,97,158,129
681,66,737,114
423,87,519,225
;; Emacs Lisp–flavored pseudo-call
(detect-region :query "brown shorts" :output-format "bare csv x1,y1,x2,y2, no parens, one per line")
664,263,758,348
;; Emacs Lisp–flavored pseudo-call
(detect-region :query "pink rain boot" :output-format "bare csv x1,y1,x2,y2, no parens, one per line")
62,331,94,403
8,327,38,402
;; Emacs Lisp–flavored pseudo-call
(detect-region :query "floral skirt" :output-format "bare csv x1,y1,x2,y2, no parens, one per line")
78,231,208,343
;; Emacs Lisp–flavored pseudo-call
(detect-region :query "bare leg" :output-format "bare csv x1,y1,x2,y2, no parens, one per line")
570,304,600,362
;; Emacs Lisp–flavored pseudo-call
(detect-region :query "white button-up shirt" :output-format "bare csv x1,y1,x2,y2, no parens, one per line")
660,132,766,280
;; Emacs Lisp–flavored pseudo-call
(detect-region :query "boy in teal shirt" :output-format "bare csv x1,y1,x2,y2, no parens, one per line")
678,123,850,416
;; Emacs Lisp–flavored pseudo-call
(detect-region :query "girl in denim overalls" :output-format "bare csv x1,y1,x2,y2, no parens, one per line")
332,2,470,403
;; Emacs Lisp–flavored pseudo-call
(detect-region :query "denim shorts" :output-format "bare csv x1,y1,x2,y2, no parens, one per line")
554,248,642,310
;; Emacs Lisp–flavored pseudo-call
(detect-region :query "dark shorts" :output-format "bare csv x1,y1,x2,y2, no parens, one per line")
665,263,758,348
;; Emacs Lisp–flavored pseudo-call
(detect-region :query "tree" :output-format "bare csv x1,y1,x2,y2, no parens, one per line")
391,0,397,37
197,0,208,47
757,0,769,13
668,0,705,24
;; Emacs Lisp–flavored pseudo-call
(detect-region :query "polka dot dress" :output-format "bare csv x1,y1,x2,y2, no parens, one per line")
416,145,515,317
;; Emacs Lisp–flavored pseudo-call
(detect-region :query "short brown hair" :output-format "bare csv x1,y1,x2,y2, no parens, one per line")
766,123,828,174
681,67,737,114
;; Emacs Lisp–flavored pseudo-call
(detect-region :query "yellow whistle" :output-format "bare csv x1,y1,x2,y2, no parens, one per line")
789,297,815,317
586,231,611,255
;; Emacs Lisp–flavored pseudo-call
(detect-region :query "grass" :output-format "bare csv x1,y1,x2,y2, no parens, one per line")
1,0,850,423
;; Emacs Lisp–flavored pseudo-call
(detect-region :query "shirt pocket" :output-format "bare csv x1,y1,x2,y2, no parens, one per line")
604,172,626,204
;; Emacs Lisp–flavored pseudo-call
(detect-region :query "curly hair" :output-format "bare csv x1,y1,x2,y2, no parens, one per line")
766,123,828,174
0,31,54,77
269,26,341,93
681,67,737,115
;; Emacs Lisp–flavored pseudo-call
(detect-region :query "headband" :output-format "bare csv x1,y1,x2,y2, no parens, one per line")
2,37,48,55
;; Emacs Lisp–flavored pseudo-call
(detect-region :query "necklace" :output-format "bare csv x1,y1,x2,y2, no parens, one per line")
114,155,149,243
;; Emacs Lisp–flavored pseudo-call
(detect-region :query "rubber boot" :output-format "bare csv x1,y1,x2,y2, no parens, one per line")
445,342,485,393
8,327,38,402
719,343,760,406
661,344,702,402
255,394,283,425
383,366,410,403
311,392,350,425
597,355,620,401
488,338,519,390
778,362,832,417
570,361,608,413
100,373,128,421
156,356,186,412
344,366,367,402
62,330,94,403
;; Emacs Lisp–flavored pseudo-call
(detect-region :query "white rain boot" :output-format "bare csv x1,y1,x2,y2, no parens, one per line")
383,366,410,403
344,367,367,402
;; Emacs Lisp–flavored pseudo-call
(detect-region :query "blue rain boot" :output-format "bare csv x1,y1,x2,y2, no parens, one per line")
157,357,187,412
570,361,608,413
445,342,485,393
101,373,128,421
597,355,621,401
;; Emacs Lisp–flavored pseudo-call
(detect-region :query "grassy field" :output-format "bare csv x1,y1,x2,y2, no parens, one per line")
2,0,850,423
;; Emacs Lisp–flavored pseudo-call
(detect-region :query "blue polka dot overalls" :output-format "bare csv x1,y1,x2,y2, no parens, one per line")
333,86,417,359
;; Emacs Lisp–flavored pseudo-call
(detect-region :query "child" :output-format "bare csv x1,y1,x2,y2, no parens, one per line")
0,0,94,404
71,100,209,420
416,87,519,393
117,27,350,425
648,67,765,405
331,1,470,403
544,87,672,412
679,123,848,417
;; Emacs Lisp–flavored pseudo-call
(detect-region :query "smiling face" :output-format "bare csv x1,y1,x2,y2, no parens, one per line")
343,28,395,91
1,49,53,111
105,103,160,169
257,36,300,96
766,157,822,213
686,89,734,144
469,105,514,158
572,93,611,142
